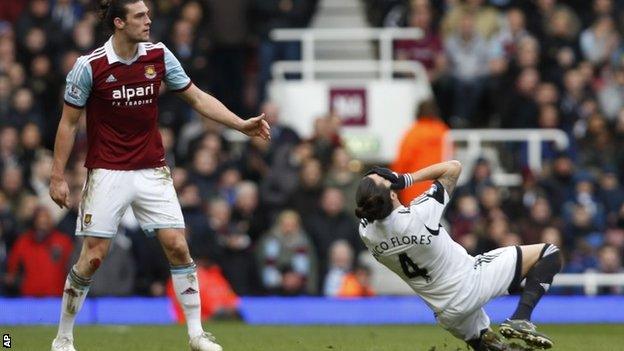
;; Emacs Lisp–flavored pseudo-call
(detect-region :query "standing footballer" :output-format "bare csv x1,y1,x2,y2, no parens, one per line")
355,161,562,351
49,1,270,351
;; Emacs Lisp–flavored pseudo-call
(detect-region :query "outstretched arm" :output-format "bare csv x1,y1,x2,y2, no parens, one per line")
177,84,270,140
50,104,83,208
406,160,462,195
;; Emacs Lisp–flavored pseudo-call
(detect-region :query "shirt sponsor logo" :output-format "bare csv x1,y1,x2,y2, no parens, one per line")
144,65,157,79
111,84,155,106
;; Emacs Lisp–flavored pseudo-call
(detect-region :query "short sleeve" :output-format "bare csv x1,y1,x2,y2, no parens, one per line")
161,43,192,92
410,180,450,228
64,56,93,108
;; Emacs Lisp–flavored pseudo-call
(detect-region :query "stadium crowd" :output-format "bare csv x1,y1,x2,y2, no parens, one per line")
0,0,623,306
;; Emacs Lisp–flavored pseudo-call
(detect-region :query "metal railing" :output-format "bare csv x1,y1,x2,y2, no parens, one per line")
271,60,427,82
553,273,624,296
447,129,570,175
372,272,624,296
270,28,424,81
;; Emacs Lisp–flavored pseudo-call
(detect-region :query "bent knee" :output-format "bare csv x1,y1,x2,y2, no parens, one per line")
541,243,563,270
540,243,560,258
165,238,191,264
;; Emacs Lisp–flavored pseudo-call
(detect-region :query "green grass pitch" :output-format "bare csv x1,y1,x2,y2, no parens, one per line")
3,323,623,350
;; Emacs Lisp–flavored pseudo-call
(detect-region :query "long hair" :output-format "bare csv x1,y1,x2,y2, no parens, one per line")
354,177,394,222
99,0,142,31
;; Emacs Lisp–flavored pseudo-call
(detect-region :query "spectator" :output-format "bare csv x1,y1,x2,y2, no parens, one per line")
394,2,446,80
539,153,576,216
596,245,623,294
209,198,259,296
337,264,375,297
391,100,449,204
0,1,27,23
449,194,482,243
261,141,313,218
253,0,317,105
563,172,606,231
261,101,300,148
578,114,615,171
304,187,361,290
0,126,20,169
231,181,269,242
502,67,540,128
205,0,250,115
166,19,209,89
257,210,317,295
325,147,360,218
51,0,83,35
238,136,272,183
288,158,324,216
5,207,73,296
217,167,243,206
598,66,624,120
132,231,172,297
541,6,582,75
71,19,96,53
477,184,508,220
181,183,221,262
323,240,354,296
579,15,619,65
310,114,342,167
441,0,500,40
6,87,44,131
187,147,220,199
0,223,6,295
0,75,12,119
2,166,31,212
456,157,493,197
495,7,530,61
541,226,564,249
0,191,18,251
444,13,496,127
598,168,624,225
520,197,562,244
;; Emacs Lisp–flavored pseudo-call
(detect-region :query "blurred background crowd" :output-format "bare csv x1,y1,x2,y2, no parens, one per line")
0,0,623,311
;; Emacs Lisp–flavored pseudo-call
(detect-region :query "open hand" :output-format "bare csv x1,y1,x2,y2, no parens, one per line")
241,113,271,141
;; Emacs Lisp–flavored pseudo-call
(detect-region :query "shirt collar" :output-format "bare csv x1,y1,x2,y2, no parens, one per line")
105,36,147,65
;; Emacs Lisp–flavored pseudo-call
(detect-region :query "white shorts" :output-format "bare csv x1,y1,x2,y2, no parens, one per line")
75,167,185,238
436,246,522,340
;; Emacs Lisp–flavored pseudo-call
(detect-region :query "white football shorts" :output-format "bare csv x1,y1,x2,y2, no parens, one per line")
436,246,522,340
75,167,185,238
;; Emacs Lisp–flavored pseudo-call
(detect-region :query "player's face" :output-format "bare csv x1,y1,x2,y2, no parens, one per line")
120,1,151,42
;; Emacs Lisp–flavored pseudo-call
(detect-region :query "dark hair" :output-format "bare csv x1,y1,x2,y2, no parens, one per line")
99,0,142,31
354,177,394,222
416,99,440,119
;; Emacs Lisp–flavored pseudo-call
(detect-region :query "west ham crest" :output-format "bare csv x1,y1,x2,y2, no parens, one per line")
144,65,156,79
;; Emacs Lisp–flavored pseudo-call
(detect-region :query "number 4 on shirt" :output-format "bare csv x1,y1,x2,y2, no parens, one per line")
399,253,431,282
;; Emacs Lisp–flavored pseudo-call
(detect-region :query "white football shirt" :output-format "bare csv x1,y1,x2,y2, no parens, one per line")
359,181,476,314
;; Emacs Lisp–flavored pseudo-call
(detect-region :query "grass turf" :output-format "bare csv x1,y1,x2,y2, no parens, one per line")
2,323,623,351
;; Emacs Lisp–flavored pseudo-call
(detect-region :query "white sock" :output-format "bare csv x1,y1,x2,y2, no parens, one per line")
171,262,204,338
57,266,91,339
